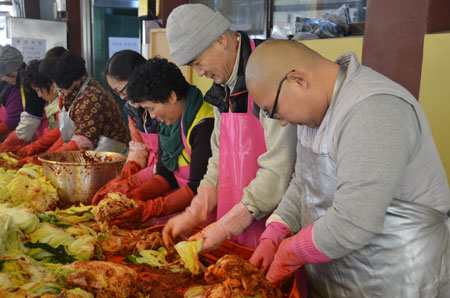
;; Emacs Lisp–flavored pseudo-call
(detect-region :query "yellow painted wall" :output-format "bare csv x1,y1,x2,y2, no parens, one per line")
192,36,364,95
301,36,363,61
419,32,450,185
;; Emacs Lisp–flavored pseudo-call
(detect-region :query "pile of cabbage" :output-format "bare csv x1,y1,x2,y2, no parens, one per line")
0,164,58,212
0,203,98,297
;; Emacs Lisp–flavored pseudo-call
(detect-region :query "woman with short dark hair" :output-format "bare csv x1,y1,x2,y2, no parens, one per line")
35,48,129,154
93,57,214,229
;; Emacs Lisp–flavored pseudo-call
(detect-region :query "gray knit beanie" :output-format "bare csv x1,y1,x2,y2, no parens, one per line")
0,45,23,77
166,4,231,66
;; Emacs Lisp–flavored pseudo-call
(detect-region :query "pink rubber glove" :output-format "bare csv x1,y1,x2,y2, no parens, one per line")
266,224,332,283
249,222,291,272
189,202,255,254
162,185,218,247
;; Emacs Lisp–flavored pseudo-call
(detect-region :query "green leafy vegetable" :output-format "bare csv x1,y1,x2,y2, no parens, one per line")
24,242,75,264
175,239,204,275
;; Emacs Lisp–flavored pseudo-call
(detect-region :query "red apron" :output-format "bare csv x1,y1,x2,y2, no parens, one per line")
217,39,268,248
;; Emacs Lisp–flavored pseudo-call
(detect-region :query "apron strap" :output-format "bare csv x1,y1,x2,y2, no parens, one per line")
68,76,91,113
180,114,191,157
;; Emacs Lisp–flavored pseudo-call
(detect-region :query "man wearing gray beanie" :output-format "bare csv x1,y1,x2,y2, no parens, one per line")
163,4,298,257
0,45,46,145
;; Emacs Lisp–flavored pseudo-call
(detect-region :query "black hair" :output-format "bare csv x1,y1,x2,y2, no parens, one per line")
39,46,67,80
103,50,146,81
21,60,52,92
127,57,190,103
50,51,86,89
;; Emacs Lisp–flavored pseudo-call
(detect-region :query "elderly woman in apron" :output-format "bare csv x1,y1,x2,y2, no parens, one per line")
40,49,129,154
97,57,215,230
91,50,159,205
247,40,450,298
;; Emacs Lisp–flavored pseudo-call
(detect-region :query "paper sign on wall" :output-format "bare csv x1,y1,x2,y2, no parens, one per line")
108,37,140,58
12,38,46,62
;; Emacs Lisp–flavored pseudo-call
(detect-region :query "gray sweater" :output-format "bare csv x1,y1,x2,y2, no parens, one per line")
270,94,425,258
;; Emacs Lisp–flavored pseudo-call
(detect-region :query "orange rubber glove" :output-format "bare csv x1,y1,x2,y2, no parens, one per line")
16,127,61,158
91,173,169,206
109,186,194,229
0,131,28,153
163,185,218,247
249,222,292,272
0,122,10,137
54,140,79,152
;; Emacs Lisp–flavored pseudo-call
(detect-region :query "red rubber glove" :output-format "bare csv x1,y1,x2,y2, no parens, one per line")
0,131,28,153
91,172,168,205
0,122,10,137
45,136,64,153
17,155,42,168
109,186,194,229
54,140,79,152
127,174,171,201
16,127,61,158
119,160,142,179
162,185,218,247
250,222,292,273
266,224,332,283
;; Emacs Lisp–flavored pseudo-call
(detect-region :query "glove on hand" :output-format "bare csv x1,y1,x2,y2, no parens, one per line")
109,186,194,229
91,172,168,205
0,131,28,153
54,140,79,152
119,161,142,179
266,224,332,283
127,174,171,202
125,141,149,168
0,122,10,137
250,222,291,272
17,127,61,158
17,155,41,168
189,202,254,254
162,185,218,247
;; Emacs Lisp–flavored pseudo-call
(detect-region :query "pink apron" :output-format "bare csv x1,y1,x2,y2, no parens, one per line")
173,115,191,187
137,130,159,179
217,72,268,247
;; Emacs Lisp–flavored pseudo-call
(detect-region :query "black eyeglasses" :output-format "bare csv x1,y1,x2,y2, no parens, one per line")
266,69,295,119
114,82,128,97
